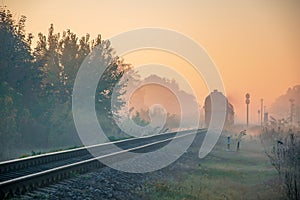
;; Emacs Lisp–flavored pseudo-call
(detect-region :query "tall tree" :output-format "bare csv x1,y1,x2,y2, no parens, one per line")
0,8,34,93
0,7,135,159
0,8,43,159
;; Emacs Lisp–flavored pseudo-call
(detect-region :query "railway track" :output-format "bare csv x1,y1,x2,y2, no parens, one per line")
0,129,206,199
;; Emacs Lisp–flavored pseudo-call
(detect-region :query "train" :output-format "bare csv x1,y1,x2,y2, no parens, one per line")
203,89,234,128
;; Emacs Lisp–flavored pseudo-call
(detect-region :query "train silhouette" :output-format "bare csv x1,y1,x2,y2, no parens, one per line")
204,89,234,128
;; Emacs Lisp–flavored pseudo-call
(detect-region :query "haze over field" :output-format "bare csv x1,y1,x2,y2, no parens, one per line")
1,2,300,200
4,0,300,123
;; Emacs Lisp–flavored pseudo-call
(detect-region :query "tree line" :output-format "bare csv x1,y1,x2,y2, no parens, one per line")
0,8,130,160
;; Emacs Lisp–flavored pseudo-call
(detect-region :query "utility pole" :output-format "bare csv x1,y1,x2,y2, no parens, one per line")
258,109,260,124
297,106,300,129
264,106,268,126
260,98,264,130
245,93,250,128
289,99,295,127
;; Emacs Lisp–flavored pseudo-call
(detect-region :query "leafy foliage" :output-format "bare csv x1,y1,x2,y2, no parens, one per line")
0,7,130,160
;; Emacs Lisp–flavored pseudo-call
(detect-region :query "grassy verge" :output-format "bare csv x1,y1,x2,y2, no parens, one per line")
144,138,284,200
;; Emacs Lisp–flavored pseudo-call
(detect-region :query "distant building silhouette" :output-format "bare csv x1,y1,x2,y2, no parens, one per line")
204,90,234,128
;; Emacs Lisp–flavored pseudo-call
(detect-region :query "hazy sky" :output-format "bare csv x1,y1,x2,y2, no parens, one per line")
4,0,300,123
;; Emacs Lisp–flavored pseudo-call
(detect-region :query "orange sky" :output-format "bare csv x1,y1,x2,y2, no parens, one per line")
4,0,300,123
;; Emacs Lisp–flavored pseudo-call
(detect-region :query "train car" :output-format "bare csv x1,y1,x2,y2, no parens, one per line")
204,89,234,128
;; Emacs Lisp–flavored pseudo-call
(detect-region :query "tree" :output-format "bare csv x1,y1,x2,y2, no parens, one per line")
270,85,300,122
0,8,35,94
0,7,42,159
0,82,18,159
95,43,132,138
33,24,133,146
0,7,134,159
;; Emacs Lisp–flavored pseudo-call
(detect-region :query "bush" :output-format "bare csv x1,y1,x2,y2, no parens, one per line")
261,129,300,200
